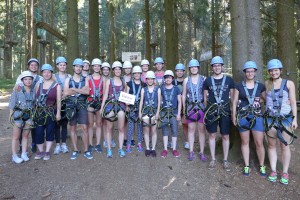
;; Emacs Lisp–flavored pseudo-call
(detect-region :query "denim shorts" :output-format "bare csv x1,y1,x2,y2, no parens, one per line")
238,115,264,133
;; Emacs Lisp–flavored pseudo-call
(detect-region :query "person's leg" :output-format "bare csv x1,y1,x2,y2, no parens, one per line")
126,118,134,150
280,131,291,174
222,135,230,161
12,126,22,155
240,131,250,166
81,124,88,152
54,122,60,144
70,124,78,151
35,125,45,153
143,117,150,150
198,123,206,155
209,133,217,160
162,125,169,151
252,130,265,166
151,116,158,150
61,118,68,144
88,111,94,147
21,128,30,153
188,122,196,152
117,111,126,149
95,111,102,146
170,118,178,150
267,128,277,172
45,119,56,153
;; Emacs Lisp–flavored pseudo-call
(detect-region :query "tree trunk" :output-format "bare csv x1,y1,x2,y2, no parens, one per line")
49,0,54,66
66,0,79,73
26,0,37,61
145,0,151,62
246,0,263,82
88,0,100,60
211,0,216,57
109,1,116,62
277,0,298,98
173,0,179,65
4,0,12,79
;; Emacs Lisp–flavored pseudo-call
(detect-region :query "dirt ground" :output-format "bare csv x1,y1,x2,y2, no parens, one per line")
0,92,300,200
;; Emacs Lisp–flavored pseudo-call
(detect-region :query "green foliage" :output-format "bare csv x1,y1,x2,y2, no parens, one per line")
0,79,15,92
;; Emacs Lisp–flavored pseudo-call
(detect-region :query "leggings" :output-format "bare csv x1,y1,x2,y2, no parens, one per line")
127,111,143,145
55,118,68,143
35,116,56,144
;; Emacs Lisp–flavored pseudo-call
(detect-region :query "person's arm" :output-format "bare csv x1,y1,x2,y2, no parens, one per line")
203,90,208,107
139,88,144,120
72,78,89,95
156,88,161,120
56,84,62,121
181,78,188,117
62,78,74,98
100,79,110,116
177,93,182,121
287,80,298,129
232,89,239,126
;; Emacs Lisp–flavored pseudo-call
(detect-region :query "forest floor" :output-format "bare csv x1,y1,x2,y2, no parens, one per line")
0,91,299,200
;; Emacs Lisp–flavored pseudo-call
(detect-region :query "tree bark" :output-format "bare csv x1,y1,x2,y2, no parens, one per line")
4,0,12,79
66,0,79,73
26,0,37,62
88,0,100,60
145,0,151,62
277,0,298,98
109,1,116,62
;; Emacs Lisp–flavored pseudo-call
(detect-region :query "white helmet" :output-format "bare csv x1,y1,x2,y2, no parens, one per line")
123,61,132,69
101,62,111,69
132,66,142,73
112,61,122,69
164,70,174,78
145,71,155,79
91,58,102,66
83,60,90,65
141,59,150,66
20,71,34,80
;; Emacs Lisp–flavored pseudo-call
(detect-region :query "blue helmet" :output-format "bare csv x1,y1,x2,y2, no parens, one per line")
154,57,164,64
243,61,257,71
41,64,54,72
210,56,224,66
73,58,84,66
27,58,40,66
56,57,67,65
175,63,185,71
188,59,200,68
267,59,283,70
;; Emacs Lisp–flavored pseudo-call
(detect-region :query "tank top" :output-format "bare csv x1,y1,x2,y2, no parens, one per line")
88,75,103,100
36,83,58,106
187,75,204,103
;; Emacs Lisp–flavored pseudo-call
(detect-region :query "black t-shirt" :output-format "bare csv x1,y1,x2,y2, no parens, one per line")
235,82,266,109
127,80,145,102
203,76,235,109
172,79,184,94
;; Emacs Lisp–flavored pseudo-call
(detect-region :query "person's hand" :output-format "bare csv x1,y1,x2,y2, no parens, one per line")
56,113,61,121
176,114,181,121
292,118,298,130
232,115,237,126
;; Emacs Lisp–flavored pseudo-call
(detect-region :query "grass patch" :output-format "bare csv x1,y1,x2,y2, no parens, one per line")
0,79,15,92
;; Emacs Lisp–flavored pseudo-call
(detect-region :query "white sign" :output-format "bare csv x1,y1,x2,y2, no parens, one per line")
122,52,142,62
118,91,136,105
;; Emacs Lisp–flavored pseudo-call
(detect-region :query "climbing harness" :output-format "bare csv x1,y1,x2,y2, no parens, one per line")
87,75,103,112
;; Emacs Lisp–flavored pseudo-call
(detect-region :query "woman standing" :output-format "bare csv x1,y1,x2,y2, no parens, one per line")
232,61,266,177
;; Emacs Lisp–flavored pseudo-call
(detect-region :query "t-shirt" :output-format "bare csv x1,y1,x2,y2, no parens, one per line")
172,79,184,94
161,85,181,113
235,82,266,110
155,71,164,85
127,80,145,103
203,76,234,111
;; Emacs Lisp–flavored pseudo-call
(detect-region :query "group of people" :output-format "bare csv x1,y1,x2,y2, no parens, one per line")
9,55,297,185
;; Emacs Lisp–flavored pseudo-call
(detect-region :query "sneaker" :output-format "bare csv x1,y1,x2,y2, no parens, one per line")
118,149,126,158
111,140,116,148
31,144,37,153
172,150,180,157
267,171,277,182
145,149,151,157
60,143,69,153
88,145,94,153
53,144,61,155
103,140,108,148
188,151,195,161
95,144,102,153
167,141,172,149
223,160,231,172
70,151,79,160
107,149,113,158
151,150,157,157
12,154,23,164
43,152,50,161
259,165,267,177
280,173,289,185
199,153,207,162
243,166,250,176
126,145,131,154
131,140,135,147
137,143,143,152
208,160,216,170
21,152,29,162
161,150,168,158
84,151,93,159
183,142,190,150
34,152,44,160
123,139,127,147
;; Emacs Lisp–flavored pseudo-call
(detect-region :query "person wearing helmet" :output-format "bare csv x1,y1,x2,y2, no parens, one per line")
87,58,104,154
232,61,267,177
123,60,133,83
9,71,35,164
264,59,298,185
125,66,145,153
14,58,43,153
141,59,150,83
101,62,111,79
34,64,62,161
172,63,189,150
139,71,161,157
182,59,207,161
82,59,90,77
100,61,127,158
160,70,182,158
53,56,71,155
154,57,165,85
63,58,92,160
203,56,234,171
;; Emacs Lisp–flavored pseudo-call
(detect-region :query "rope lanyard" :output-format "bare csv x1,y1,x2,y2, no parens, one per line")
89,75,103,100
271,79,287,115
211,76,226,104
242,81,258,106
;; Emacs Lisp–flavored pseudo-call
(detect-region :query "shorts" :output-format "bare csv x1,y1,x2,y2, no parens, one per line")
162,118,178,137
104,103,126,114
265,116,293,132
186,109,204,124
206,115,231,135
69,107,88,125
238,115,264,133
